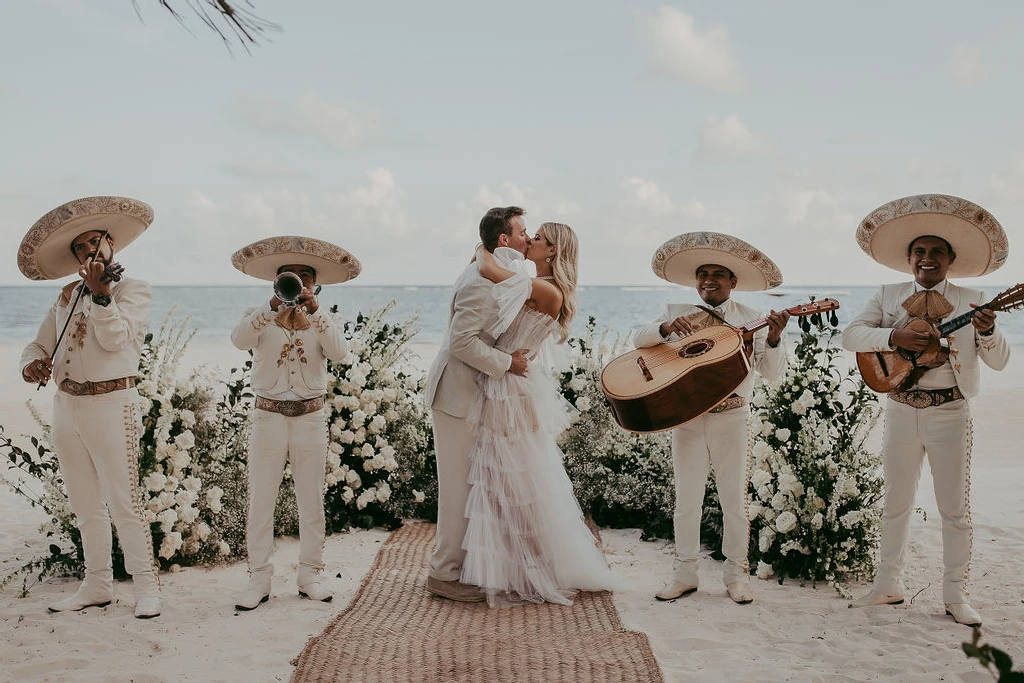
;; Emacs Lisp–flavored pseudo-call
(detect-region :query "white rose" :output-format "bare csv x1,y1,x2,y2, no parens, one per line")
575,396,592,412
349,371,367,388
569,375,587,393
159,532,183,559
157,508,178,533
349,410,367,428
137,380,158,396
750,470,772,489
341,486,355,503
758,528,775,553
196,522,211,541
339,430,356,444
761,421,774,436
775,510,798,534
383,457,399,472
385,409,399,422
810,512,824,530
328,442,343,456
174,430,196,450
346,470,362,489
183,476,202,493
144,472,167,492
369,415,387,434
375,482,391,502
380,445,396,459
379,368,396,384
774,428,791,443
217,540,231,556
413,490,425,504
770,492,788,511
755,561,774,579
361,443,375,459
178,409,196,428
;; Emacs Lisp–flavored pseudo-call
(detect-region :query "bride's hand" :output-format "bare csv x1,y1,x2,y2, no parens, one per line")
471,243,486,264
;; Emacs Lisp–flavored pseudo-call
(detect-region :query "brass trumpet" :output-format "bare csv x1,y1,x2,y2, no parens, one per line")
273,272,320,307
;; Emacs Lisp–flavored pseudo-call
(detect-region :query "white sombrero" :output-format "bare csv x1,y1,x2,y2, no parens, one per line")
856,194,1008,277
231,235,361,284
651,231,783,291
18,196,153,280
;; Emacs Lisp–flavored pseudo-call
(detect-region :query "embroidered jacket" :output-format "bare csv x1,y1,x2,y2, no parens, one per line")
231,304,349,399
21,277,151,384
841,281,1010,399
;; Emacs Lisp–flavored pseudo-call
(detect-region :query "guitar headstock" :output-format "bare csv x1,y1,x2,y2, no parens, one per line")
989,283,1024,313
784,298,841,333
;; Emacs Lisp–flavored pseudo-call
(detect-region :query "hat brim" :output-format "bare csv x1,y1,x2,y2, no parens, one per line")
652,232,782,291
231,236,361,285
18,196,153,280
856,194,1008,277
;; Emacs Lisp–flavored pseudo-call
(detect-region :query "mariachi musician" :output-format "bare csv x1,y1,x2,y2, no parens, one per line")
632,232,790,605
19,196,162,619
230,235,360,611
842,194,1010,627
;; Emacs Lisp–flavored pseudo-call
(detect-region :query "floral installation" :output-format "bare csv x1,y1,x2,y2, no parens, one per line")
731,325,882,587
556,317,675,539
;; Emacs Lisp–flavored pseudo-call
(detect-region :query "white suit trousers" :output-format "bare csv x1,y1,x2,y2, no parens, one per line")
670,408,750,585
52,389,158,593
877,399,973,603
428,409,474,582
246,408,328,576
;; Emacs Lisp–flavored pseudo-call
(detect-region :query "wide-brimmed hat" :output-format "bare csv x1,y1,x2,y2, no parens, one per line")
651,231,783,291
18,196,153,280
856,194,1008,277
231,235,361,284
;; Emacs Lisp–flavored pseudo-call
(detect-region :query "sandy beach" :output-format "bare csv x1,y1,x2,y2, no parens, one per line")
1,340,1022,682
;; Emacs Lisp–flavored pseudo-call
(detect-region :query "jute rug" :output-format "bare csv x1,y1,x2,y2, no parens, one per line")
291,522,663,682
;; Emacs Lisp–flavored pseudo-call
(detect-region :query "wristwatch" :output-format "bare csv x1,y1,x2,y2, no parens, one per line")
91,294,112,307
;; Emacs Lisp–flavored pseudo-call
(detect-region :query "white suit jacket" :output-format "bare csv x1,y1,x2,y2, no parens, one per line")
841,281,1010,399
424,262,513,418
631,297,786,397
21,277,150,383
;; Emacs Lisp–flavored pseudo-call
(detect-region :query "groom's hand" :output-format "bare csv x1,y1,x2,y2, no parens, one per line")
509,349,529,376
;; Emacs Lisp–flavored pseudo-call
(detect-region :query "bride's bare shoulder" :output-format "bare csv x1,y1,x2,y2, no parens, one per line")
529,278,563,318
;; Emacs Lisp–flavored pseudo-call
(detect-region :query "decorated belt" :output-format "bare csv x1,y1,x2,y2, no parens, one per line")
255,395,325,417
59,376,137,396
709,394,746,414
888,386,964,409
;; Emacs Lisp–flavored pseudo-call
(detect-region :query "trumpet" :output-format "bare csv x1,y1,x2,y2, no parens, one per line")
273,272,320,306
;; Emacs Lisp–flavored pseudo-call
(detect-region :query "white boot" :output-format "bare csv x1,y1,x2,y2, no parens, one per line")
945,602,982,626
48,572,115,613
297,565,333,603
132,571,161,619
235,569,273,611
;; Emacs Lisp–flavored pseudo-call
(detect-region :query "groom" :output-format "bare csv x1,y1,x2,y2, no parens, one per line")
424,206,532,601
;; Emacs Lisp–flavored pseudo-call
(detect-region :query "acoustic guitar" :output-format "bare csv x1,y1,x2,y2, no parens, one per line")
856,283,1024,393
601,299,840,433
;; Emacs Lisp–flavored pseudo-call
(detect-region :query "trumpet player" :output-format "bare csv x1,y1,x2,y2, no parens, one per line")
19,196,162,619
230,236,361,611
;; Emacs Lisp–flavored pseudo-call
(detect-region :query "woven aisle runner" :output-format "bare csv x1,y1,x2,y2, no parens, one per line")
291,522,663,682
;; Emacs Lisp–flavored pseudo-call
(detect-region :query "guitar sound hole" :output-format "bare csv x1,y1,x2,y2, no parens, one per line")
679,339,714,358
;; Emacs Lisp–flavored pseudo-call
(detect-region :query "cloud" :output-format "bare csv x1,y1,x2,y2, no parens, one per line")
240,90,381,151
473,182,533,208
781,189,836,223
220,157,312,181
950,43,986,85
326,168,407,236
647,6,747,94
987,154,1024,204
695,114,768,161
624,177,675,215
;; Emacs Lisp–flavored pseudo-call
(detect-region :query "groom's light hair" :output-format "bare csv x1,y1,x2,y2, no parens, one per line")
479,206,525,251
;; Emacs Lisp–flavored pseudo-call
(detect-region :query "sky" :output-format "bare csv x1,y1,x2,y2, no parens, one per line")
2,1,1023,287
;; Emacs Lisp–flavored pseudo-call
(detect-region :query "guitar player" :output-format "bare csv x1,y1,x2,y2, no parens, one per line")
842,194,1010,627
633,231,790,605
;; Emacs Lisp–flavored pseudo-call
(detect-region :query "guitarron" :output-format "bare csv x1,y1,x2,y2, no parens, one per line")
856,283,1024,393
601,298,840,433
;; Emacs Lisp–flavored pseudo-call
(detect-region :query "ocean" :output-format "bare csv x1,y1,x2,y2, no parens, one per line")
4,284,1023,347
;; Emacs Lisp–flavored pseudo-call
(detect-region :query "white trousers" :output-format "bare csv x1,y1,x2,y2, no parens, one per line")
53,389,158,594
670,408,750,586
246,408,328,577
429,409,474,582
877,399,972,603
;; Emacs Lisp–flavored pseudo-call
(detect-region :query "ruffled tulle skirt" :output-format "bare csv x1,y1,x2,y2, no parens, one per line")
460,368,621,607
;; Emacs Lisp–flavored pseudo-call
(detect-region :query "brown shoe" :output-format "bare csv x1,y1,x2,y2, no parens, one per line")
426,576,485,602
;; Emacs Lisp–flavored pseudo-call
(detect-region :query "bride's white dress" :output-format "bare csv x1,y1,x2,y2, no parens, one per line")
460,273,620,607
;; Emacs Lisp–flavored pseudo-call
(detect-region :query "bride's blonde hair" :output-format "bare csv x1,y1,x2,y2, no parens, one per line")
539,221,578,343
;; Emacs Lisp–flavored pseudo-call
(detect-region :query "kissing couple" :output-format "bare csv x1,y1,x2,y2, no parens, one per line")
424,206,621,607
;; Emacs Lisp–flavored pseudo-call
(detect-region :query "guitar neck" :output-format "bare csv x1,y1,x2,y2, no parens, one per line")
938,307,984,337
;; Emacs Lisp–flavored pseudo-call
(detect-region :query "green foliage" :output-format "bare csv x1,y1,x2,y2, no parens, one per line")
963,628,1024,681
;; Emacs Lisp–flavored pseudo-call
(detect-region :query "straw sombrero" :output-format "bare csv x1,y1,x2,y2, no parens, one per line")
651,231,782,291
856,194,1008,277
231,235,361,284
18,196,153,280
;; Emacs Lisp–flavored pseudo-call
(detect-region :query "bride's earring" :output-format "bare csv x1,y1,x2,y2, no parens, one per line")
545,256,552,263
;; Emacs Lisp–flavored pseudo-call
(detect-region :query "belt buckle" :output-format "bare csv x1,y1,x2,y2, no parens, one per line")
904,389,933,409
278,400,306,417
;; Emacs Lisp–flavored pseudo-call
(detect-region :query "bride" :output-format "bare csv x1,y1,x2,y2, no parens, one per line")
460,221,620,607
